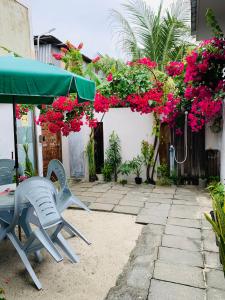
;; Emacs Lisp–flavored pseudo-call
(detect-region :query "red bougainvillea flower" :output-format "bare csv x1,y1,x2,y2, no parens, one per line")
52,53,64,60
165,61,184,77
92,56,101,63
77,42,83,50
106,73,113,82
136,57,157,69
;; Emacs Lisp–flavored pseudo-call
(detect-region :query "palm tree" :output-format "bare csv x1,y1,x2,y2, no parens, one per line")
110,0,193,70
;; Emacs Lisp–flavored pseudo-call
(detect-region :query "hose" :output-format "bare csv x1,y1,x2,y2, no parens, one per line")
174,111,188,164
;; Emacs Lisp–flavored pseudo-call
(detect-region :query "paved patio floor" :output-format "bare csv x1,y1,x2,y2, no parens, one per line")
70,181,225,300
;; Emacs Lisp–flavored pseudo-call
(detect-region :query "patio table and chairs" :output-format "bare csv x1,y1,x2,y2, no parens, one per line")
0,161,91,290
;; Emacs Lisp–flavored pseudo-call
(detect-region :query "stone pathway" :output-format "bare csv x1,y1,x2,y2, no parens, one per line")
70,181,225,300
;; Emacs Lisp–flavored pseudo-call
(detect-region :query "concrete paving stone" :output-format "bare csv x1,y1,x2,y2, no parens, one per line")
165,224,201,239
167,217,201,229
145,198,172,204
127,265,153,290
173,195,197,201
105,285,148,300
79,195,97,202
123,195,148,202
151,192,174,198
136,214,167,225
113,205,141,215
196,196,211,207
158,246,203,267
169,205,201,219
81,191,103,197
138,204,170,218
204,251,223,270
142,224,165,235
88,202,114,212
94,197,120,205
100,193,124,200
119,199,145,207
153,261,205,289
147,193,174,199
162,234,201,252
207,288,225,300
148,279,206,300
202,230,219,253
206,269,225,290
202,219,212,230
172,199,199,206
77,182,97,188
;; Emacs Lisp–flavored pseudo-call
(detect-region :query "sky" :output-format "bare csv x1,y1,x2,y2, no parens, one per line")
25,0,173,60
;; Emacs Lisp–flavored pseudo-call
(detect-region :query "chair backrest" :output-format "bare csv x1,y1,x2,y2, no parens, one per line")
15,177,61,229
0,159,15,185
46,160,67,190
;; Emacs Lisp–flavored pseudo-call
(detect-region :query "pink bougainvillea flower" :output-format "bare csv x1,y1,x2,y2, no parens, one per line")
165,61,184,77
77,42,83,50
106,73,113,82
136,57,157,69
92,56,101,63
52,53,63,60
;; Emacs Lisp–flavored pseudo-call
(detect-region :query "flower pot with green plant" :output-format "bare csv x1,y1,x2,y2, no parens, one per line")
86,134,96,182
130,156,143,184
199,175,207,189
205,192,225,275
102,163,113,182
105,131,122,182
118,161,132,182
141,140,154,183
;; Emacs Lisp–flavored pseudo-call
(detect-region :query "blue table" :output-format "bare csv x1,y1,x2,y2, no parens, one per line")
0,184,30,239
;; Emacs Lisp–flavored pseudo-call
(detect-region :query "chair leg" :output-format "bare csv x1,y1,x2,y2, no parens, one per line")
70,196,91,212
63,226,76,238
33,228,63,263
55,233,79,263
62,219,91,245
7,232,42,290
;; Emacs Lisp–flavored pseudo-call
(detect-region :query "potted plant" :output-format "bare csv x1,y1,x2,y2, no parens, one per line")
199,175,207,189
86,134,96,182
130,156,143,184
105,131,122,182
141,140,154,183
102,163,112,182
118,161,132,182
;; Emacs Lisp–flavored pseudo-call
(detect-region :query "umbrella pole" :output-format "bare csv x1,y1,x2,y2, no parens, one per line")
12,97,22,241
12,97,19,186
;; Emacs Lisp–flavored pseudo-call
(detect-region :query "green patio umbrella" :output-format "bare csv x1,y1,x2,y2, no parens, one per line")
0,55,95,183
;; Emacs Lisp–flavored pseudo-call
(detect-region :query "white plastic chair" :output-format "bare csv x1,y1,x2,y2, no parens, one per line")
46,159,90,213
5,177,82,290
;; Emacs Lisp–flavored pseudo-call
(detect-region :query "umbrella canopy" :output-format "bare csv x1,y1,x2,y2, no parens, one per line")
0,55,96,184
0,55,95,104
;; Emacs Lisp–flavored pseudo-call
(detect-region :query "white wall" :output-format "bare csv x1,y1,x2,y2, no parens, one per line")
0,104,14,159
66,108,154,180
205,123,221,151
100,108,154,161
0,0,33,162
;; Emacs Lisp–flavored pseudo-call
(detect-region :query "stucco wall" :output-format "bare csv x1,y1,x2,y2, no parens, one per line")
67,108,154,180
0,0,33,161
0,0,32,57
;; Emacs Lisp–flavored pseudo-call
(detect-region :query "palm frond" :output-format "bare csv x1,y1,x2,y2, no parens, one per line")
109,9,141,59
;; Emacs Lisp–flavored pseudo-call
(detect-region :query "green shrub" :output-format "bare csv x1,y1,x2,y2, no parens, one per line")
141,140,154,182
130,156,143,178
102,163,112,182
86,135,96,181
105,131,122,182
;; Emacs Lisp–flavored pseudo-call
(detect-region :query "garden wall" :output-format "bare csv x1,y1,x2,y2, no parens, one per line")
0,0,33,162
66,108,154,181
